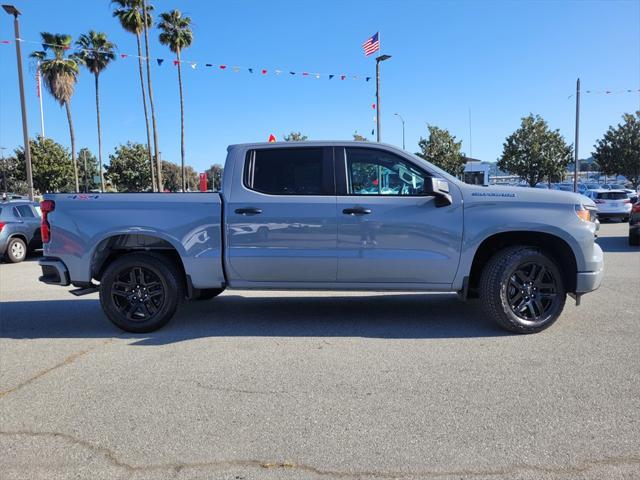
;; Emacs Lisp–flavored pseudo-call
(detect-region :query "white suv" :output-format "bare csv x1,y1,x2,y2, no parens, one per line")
585,189,632,221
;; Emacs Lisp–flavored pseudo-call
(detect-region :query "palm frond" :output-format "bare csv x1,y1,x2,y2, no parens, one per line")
158,9,193,53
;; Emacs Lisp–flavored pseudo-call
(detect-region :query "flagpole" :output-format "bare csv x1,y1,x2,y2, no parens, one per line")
37,61,45,138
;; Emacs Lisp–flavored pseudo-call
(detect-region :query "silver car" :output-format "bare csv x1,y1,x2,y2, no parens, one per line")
0,200,42,263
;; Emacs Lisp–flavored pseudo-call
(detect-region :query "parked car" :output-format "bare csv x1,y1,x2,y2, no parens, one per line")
38,142,603,334
584,189,632,221
0,200,43,263
629,200,640,246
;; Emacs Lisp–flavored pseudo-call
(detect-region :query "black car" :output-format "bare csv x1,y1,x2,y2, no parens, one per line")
0,200,42,263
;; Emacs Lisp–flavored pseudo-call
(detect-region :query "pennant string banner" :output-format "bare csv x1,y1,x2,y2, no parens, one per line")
2,37,374,82
567,89,640,99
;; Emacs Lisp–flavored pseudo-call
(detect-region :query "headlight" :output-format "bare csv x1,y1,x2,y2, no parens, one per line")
575,204,596,222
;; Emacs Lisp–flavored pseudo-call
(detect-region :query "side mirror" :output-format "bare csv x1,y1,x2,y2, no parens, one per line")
423,177,453,207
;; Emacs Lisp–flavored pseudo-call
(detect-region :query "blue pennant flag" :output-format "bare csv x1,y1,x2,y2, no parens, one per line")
248,68,253,73
366,77,371,82
329,74,334,79
42,43,48,51
156,58,164,66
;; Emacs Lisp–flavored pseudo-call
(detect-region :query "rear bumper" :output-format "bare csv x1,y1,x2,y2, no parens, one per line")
597,212,629,219
38,257,70,286
575,243,604,294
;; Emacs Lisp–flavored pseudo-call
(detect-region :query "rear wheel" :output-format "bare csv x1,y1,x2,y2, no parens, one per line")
630,229,640,246
480,247,566,334
6,237,27,263
99,253,182,333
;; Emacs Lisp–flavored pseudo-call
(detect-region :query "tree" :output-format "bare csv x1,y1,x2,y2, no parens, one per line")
77,148,100,192
105,142,152,192
112,0,156,191
283,132,308,142
206,163,224,191
593,111,640,188
498,114,573,187
416,125,465,176
161,160,198,191
353,132,368,141
13,137,74,193
158,9,193,192
31,33,81,192
75,31,116,193
141,0,162,192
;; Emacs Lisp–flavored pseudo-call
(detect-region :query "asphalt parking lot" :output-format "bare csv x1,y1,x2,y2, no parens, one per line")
1,222,638,480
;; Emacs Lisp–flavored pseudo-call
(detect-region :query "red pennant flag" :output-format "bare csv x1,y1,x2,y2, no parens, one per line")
340,75,346,80
268,134,276,143
372,104,376,109
261,69,267,75
173,60,179,66
219,65,227,69
120,53,128,59
0,40,10,44
302,72,309,76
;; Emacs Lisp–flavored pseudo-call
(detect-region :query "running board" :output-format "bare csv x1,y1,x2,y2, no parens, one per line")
70,284,99,296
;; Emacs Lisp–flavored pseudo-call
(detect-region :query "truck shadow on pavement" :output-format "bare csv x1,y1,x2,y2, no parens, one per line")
0,293,508,344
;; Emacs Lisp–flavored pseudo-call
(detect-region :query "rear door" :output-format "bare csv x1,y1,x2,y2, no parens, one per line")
335,146,463,285
225,146,338,283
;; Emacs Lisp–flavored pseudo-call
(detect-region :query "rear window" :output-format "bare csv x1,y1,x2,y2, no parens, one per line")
596,192,627,200
244,147,330,195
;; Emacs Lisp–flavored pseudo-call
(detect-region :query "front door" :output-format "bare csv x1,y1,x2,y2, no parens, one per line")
226,146,338,283
335,146,463,285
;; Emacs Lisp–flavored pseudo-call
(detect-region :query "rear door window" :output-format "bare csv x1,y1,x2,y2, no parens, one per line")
244,147,333,195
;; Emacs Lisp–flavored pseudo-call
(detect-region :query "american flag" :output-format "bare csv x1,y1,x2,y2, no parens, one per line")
362,32,380,57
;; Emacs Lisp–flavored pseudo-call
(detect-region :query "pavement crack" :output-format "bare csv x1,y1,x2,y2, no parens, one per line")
193,381,289,397
0,338,114,400
1,430,639,478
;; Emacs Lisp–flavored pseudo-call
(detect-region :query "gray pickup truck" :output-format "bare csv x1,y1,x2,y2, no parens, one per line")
38,142,603,334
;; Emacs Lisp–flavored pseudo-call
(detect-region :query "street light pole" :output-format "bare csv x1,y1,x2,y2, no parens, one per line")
394,113,405,149
573,78,580,193
375,54,391,142
3,4,34,201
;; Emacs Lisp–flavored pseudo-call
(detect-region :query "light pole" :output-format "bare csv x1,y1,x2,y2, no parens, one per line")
573,78,580,193
3,4,34,201
394,113,405,149
375,54,391,142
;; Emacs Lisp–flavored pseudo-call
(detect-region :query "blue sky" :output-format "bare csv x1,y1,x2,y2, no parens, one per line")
1,0,639,172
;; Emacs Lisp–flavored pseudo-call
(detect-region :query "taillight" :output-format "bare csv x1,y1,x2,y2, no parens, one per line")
633,203,640,213
623,198,630,203
40,200,55,243
0,222,4,233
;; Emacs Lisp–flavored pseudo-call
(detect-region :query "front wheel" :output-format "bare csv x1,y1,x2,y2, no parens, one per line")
99,253,182,333
479,247,566,334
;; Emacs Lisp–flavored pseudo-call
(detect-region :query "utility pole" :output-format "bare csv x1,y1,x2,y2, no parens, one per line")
3,5,34,201
573,78,580,193
375,54,391,142
36,61,45,138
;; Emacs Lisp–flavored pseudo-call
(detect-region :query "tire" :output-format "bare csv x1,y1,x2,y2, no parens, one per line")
99,253,183,333
479,247,566,334
192,288,225,301
6,237,27,263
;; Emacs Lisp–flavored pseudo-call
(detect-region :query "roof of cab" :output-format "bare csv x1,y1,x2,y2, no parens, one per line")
227,141,400,151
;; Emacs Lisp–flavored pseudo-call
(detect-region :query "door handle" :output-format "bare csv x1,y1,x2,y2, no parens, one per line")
235,207,263,215
342,207,372,215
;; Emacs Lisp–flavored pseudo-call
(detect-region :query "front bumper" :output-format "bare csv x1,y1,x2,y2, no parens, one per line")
38,257,70,286
575,243,604,293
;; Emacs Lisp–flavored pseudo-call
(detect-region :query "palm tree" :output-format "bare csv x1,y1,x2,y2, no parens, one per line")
141,0,162,191
158,9,193,191
75,31,116,193
112,0,156,191
31,33,80,192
